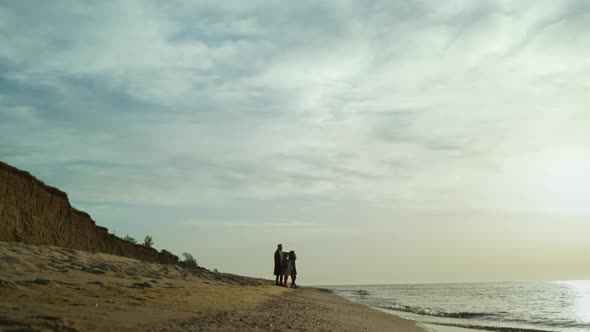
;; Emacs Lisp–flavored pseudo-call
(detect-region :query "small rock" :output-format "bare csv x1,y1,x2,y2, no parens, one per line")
131,282,152,289
31,278,52,285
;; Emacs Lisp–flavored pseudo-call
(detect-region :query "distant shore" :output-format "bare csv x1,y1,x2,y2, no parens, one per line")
0,241,426,331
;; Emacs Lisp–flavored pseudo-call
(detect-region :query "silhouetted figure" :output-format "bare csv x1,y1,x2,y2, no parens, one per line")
289,250,298,288
274,244,284,285
282,251,291,287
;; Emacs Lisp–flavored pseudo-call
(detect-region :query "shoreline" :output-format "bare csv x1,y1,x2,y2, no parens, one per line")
147,287,429,331
0,241,427,331
1,240,568,332
326,291,557,332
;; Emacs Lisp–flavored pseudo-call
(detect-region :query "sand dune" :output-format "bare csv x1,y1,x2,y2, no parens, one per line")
0,241,426,331
0,160,178,265
0,241,279,331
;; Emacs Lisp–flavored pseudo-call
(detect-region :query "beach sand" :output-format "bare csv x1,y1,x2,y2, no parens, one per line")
0,241,426,331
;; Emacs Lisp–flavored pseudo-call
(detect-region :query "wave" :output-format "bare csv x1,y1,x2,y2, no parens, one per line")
338,289,371,296
353,289,370,296
377,304,586,332
428,322,556,332
492,317,590,330
377,303,493,319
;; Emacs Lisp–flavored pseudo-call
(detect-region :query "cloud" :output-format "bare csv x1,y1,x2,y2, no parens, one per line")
1,0,589,282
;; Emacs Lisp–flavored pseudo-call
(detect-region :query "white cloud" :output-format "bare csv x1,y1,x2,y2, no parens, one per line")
1,0,589,283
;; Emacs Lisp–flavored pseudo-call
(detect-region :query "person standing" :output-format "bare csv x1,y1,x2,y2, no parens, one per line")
274,244,284,286
282,252,291,287
289,250,298,288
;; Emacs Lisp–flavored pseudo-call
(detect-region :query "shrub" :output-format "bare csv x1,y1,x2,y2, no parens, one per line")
182,252,198,268
161,249,172,255
123,235,137,244
143,236,154,248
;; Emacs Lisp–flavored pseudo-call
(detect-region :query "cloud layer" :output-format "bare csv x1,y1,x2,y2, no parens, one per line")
1,1,589,283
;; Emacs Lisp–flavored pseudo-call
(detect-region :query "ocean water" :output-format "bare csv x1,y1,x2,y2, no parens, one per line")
329,281,590,332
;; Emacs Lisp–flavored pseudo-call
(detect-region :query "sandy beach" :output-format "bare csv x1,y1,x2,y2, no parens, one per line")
0,241,426,331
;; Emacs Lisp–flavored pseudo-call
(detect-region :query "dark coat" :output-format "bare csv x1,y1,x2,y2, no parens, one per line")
289,251,297,276
273,250,282,276
281,256,290,275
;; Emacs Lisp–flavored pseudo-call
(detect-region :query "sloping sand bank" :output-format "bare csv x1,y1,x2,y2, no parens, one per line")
147,287,428,331
0,241,425,331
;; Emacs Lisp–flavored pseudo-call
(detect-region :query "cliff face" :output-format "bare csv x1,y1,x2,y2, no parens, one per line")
0,161,178,265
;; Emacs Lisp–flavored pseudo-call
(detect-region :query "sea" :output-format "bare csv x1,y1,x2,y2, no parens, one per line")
328,281,590,332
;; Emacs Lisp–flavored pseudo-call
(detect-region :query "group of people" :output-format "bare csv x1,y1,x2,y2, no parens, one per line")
273,244,298,288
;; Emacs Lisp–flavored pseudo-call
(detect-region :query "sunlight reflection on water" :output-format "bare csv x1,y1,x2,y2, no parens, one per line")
566,280,590,324
333,281,590,331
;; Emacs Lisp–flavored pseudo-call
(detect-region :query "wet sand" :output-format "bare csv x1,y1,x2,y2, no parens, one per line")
0,241,426,331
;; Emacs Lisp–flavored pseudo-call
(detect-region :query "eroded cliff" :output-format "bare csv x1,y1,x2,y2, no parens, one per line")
0,161,178,264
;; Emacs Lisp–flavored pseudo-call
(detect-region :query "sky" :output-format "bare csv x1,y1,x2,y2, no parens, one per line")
1,0,589,285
